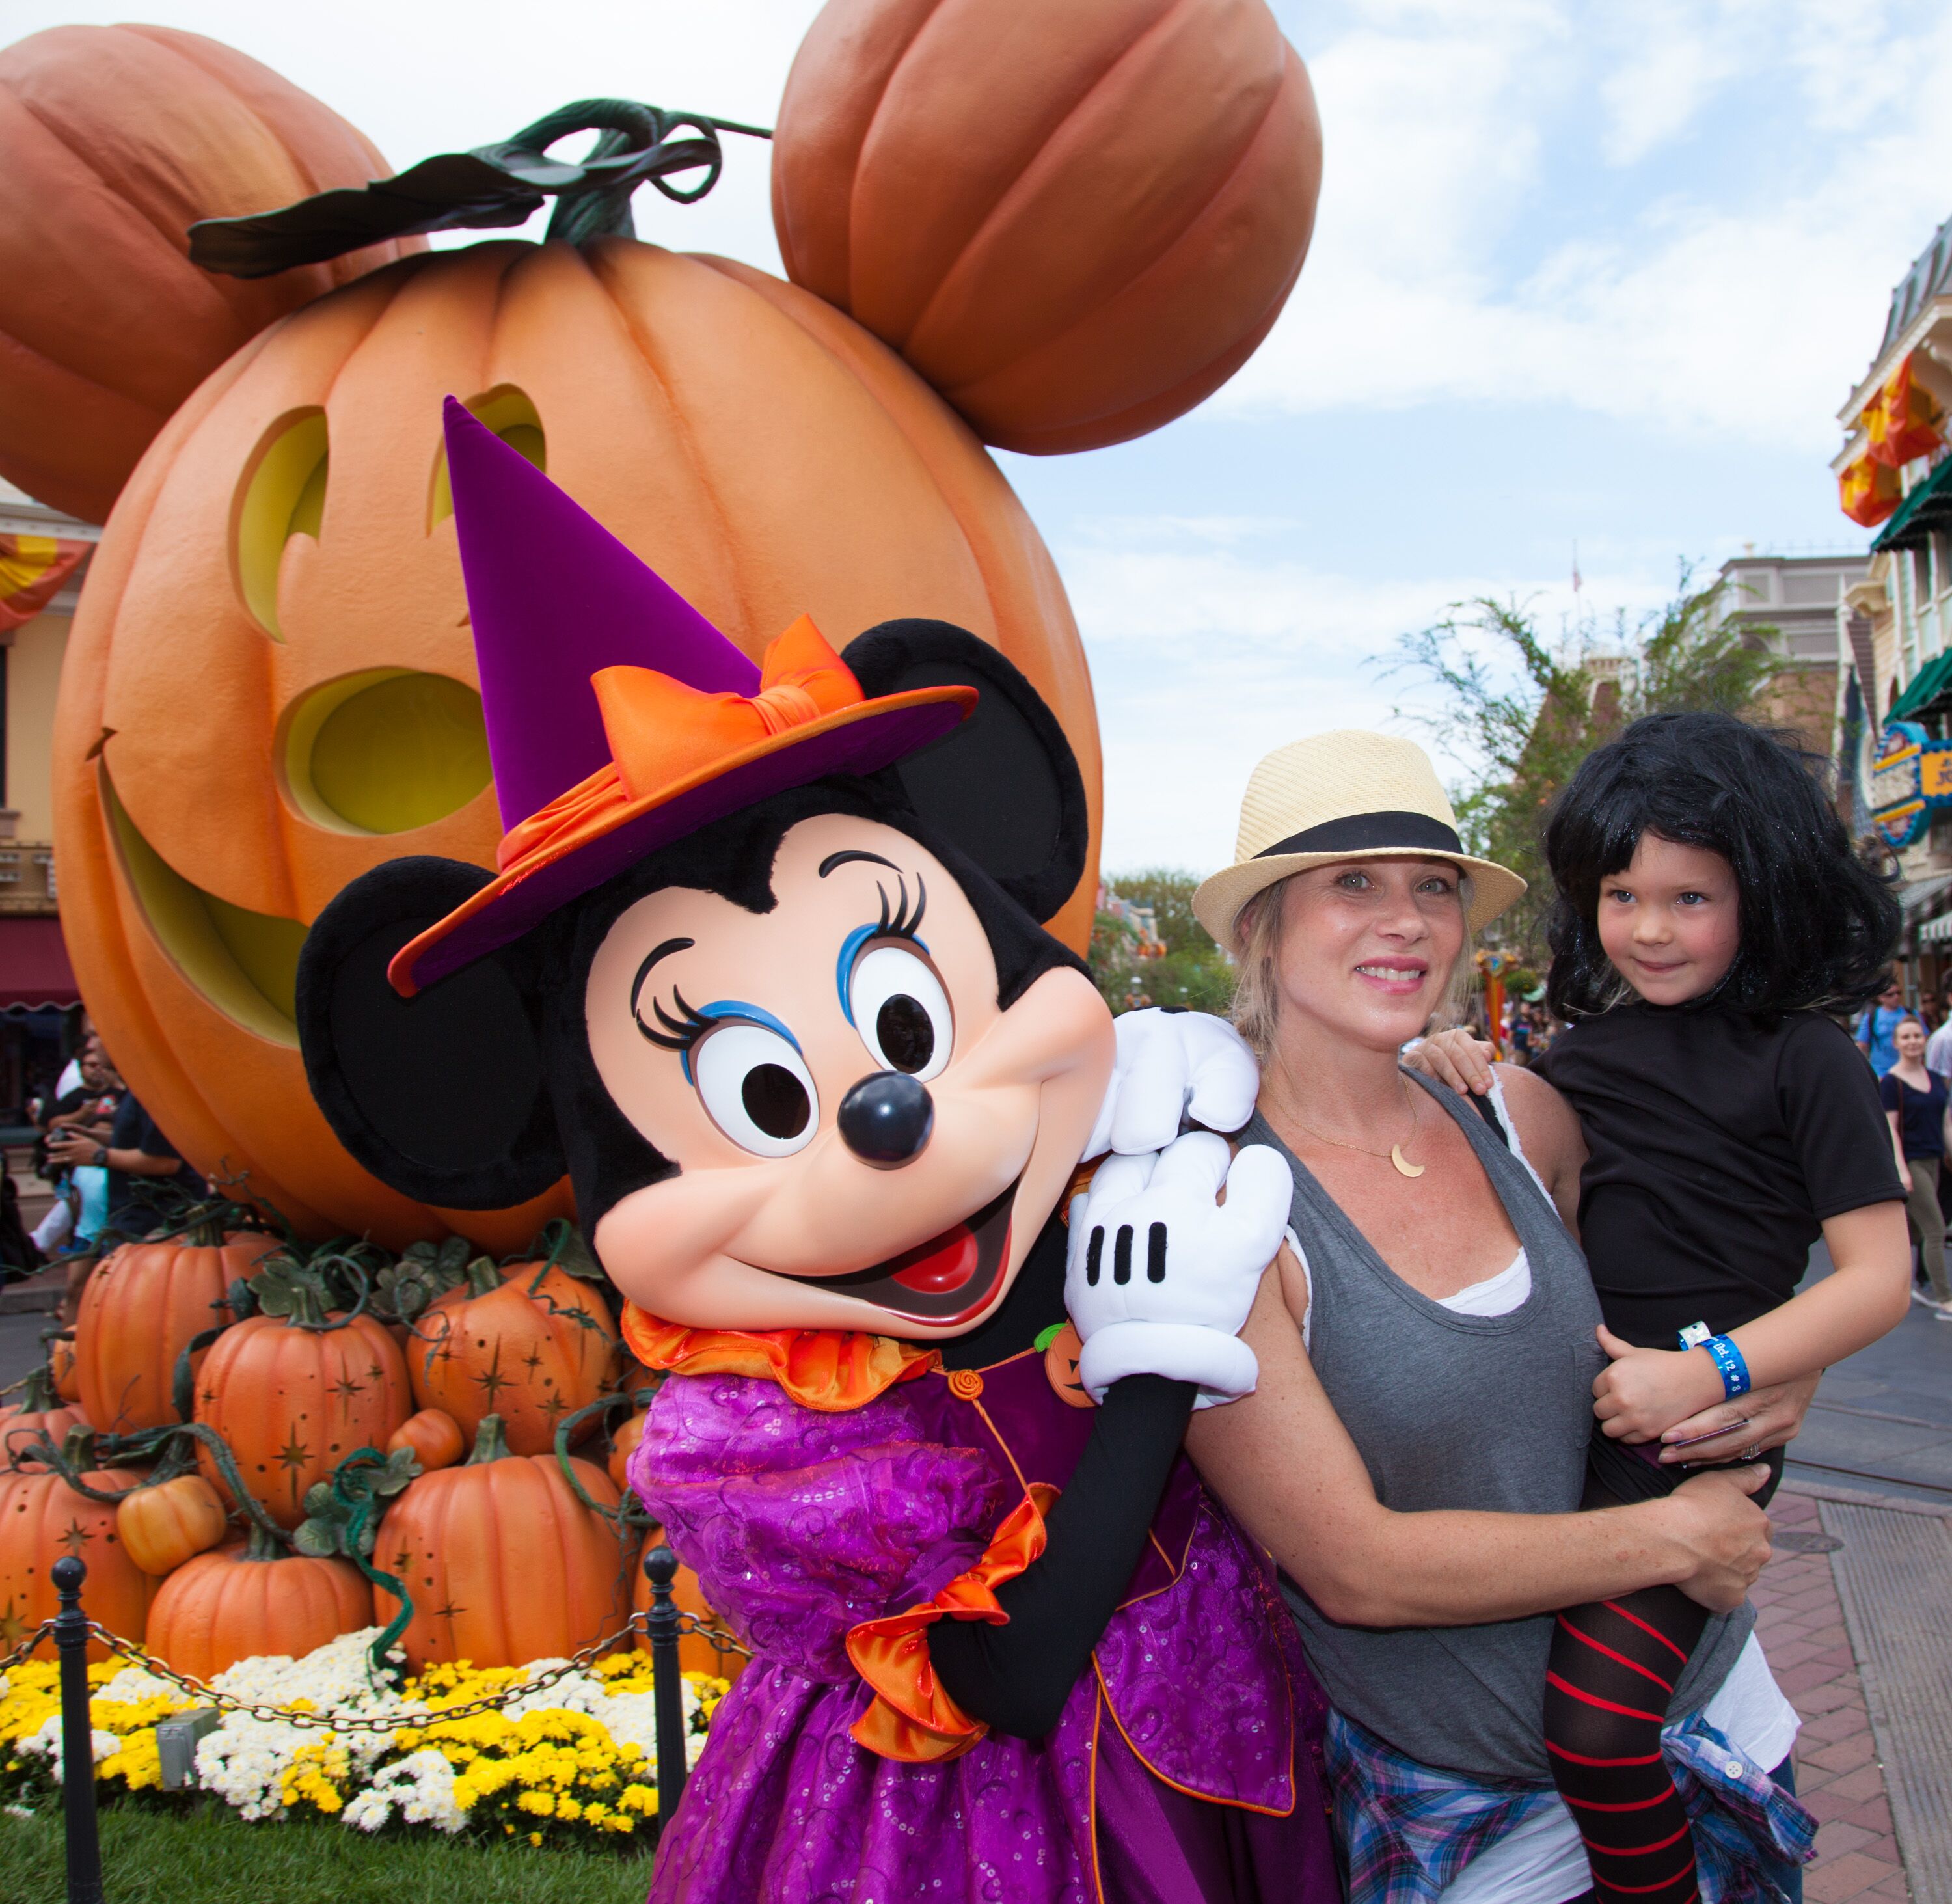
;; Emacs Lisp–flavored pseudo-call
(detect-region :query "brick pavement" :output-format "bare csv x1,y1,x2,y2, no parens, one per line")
1760,1490,1910,1902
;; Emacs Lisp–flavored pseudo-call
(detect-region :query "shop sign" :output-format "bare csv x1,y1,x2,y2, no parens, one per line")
1871,719,1952,846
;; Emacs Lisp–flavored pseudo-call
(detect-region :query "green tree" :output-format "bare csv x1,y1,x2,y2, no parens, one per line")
1387,567,1779,960
1089,869,1236,1015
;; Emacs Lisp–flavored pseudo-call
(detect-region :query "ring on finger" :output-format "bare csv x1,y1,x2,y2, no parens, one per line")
1736,1443,1764,1461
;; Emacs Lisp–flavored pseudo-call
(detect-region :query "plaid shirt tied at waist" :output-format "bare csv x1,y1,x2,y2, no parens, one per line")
1325,1706,1817,1904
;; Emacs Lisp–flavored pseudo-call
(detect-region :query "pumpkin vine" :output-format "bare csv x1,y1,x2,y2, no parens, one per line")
188,97,774,280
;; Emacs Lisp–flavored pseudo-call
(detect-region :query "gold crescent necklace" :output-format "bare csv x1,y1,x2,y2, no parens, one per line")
1292,1075,1426,1178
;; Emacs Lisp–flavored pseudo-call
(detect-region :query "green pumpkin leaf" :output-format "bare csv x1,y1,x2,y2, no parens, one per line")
291,1518,342,1559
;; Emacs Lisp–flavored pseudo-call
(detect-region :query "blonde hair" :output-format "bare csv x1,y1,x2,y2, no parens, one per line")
1227,866,1476,1061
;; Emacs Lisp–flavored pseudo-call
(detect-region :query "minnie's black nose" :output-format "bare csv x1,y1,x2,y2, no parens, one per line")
838,1072,934,1167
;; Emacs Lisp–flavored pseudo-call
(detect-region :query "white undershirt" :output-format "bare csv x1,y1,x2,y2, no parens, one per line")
1288,1078,1800,1903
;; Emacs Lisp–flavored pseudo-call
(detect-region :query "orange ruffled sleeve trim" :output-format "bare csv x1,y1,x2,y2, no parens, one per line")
844,1483,1058,1763
621,1305,939,1412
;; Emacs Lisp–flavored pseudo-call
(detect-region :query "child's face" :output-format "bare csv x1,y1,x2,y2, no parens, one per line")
1597,833,1739,1007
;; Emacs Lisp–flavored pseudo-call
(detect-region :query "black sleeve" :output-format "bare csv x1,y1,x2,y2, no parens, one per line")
1782,1017,1906,1217
926,1374,1195,1739
1878,1071,1902,1115
133,1110,182,1163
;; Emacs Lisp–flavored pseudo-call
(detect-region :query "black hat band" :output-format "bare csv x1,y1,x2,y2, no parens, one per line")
1254,809,1464,860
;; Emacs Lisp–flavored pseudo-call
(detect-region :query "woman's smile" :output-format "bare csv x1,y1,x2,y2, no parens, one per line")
1352,958,1428,992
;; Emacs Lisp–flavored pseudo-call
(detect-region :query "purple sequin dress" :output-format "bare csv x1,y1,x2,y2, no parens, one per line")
629,1338,1336,1904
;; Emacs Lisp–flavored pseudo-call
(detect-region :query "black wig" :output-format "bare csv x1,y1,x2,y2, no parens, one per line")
1542,711,1899,1020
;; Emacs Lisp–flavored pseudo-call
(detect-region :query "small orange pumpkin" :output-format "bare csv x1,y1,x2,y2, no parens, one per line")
386,1408,465,1474
0,1365,89,1469
0,1462,155,1659
372,1413,631,1669
772,0,1322,454
0,24,420,523
194,1298,411,1529
607,1408,650,1494
411,1257,619,1457
146,1527,372,1678
75,1230,277,1434
48,1339,81,1404
116,1473,230,1576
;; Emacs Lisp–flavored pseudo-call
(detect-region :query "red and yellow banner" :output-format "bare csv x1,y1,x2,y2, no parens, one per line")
1865,354,1945,470
0,532,88,633
1841,452,1901,528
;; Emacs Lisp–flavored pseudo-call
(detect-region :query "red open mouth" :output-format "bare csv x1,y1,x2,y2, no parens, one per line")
767,1179,1018,1324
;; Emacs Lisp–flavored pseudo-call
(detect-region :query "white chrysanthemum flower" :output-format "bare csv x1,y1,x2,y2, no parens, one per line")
20,1717,120,1776
338,1749,462,1835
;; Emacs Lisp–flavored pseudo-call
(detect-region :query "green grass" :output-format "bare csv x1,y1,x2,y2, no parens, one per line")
0,1804,653,1904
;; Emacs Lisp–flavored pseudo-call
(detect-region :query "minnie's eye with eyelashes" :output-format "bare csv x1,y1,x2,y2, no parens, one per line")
848,945,953,1080
692,1022,819,1156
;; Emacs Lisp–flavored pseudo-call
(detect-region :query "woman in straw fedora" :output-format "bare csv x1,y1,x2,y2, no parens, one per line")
1071,731,1817,1904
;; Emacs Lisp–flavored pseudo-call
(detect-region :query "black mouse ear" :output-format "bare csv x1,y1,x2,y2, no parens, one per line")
296,857,565,1210
843,619,1089,924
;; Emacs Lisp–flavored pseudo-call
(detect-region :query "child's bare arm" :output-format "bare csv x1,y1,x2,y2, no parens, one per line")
1591,1200,1910,1443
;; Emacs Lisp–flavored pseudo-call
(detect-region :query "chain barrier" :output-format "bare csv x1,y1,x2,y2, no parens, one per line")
1,1609,750,1734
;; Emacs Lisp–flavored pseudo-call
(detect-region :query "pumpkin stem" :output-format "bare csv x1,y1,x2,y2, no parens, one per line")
243,1519,284,1562
464,1255,504,1298
281,1277,333,1330
187,98,772,280
16,1362,57,1413
467,1413,513,1465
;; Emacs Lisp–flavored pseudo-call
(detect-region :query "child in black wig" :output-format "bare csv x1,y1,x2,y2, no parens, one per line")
1415,711,1910,1904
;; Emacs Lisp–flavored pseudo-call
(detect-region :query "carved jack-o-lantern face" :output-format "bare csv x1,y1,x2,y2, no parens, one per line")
53,236,1102,1247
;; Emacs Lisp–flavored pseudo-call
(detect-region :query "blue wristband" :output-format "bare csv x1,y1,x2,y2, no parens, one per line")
1700,1333,1750,1400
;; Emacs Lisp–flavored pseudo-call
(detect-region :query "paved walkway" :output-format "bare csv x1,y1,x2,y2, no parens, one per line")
1765,1488,1912,1901
1785,1247,1952,1505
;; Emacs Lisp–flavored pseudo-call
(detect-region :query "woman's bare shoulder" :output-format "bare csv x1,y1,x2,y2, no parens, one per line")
1495,1063,1584,1167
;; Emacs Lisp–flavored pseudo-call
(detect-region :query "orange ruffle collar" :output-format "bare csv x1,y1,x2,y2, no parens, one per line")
621,1304,940,1413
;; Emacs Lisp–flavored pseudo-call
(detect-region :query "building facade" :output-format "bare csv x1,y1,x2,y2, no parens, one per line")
0,475,92,1109
1711,550,1866,760
1828,213,1952,996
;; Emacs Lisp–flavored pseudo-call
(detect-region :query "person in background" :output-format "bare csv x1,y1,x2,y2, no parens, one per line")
1856,976,1909,1076
1925,981,1952,1079
1881,1014,1952,1318
38,1037,121,1318
46,1013,94,1108
46,1055,204,1242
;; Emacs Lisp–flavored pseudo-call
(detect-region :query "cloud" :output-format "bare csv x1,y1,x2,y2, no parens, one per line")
1053,513,1681,870
1236,0,1952,453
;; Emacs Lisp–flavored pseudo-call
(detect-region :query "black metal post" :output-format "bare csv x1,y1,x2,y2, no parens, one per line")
644,1544,688,1829
51,1555,104,1904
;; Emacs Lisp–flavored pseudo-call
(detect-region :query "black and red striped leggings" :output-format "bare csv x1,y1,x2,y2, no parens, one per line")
1545,1578,1711,1903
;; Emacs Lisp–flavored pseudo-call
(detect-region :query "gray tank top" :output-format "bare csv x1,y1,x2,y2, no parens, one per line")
1243,1071,1753,1781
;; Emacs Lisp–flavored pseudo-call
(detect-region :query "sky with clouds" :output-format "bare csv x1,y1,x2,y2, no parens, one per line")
11,0,1951,872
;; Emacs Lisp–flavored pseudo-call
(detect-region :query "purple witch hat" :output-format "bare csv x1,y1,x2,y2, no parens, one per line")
389,401,975,996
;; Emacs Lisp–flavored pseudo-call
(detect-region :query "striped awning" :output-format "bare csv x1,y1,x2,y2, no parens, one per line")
0,533,88,632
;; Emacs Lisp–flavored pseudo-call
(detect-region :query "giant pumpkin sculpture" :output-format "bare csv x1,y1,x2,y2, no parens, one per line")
49,0,1320,1245
55,235,1100,1245
0,23,421,524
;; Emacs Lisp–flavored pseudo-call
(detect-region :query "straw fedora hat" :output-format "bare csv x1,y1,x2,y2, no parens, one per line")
1192,731,1525,955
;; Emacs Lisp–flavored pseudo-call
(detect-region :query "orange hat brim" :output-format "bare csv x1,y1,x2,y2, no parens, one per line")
391,684,976,996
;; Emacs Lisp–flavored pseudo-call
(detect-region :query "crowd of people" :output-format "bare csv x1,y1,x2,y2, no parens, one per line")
21,1019,203,1318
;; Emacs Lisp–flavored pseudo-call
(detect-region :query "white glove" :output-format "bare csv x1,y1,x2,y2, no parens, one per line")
1064,1131,1292,1409
1083,1008,1261,1158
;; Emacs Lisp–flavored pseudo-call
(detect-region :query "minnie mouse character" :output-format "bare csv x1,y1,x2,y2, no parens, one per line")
296,403,1334,1903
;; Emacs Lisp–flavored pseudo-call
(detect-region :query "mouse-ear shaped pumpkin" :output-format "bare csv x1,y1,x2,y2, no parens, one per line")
0,23,421,523
771,0,1322,454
